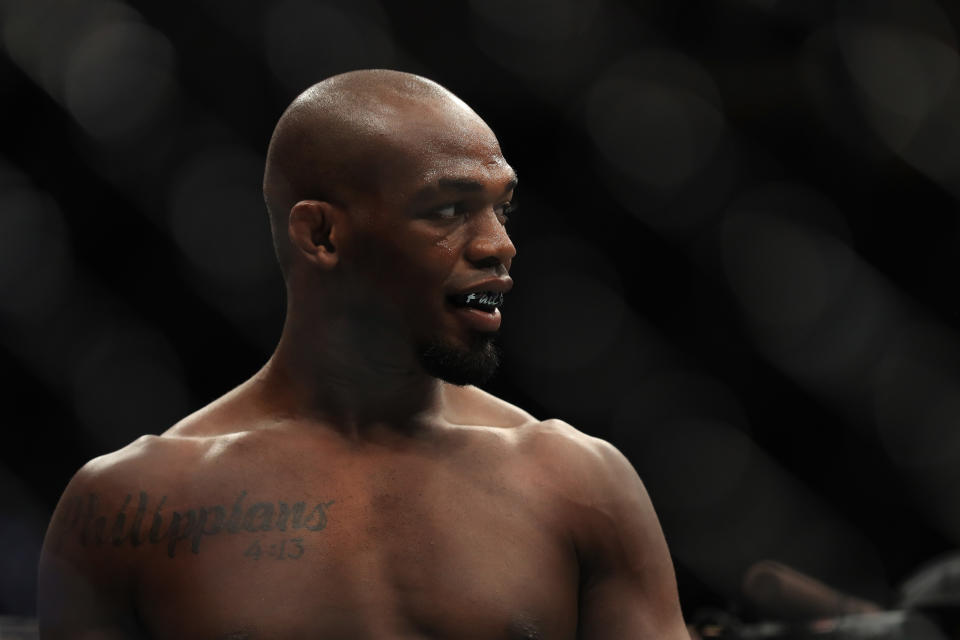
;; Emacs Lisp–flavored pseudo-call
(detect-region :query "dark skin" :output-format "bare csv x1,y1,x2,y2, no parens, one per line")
38,70,689,639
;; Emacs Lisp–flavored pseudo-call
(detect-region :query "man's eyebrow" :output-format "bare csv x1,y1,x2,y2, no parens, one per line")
416,175,518,199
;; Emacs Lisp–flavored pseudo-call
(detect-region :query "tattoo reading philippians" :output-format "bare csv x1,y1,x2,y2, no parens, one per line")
56,491,335,558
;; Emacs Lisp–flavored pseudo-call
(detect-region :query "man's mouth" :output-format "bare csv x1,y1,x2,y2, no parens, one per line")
447,291,504,313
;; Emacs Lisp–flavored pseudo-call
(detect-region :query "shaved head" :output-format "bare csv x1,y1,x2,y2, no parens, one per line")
261,69,516,388
263,69,492,274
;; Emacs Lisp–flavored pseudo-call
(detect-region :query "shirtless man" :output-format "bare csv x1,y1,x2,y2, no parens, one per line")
38,69,689,639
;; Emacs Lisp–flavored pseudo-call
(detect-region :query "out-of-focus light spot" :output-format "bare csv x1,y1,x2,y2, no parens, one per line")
1,0,148,103
719,184,905,390
802,0,960,181
63,20,176,143
641,418,755,515
508,313,671,426
828,1,960,195
838,23,958,158
467,0,609,99
587,52,725,191
506,235,625,372
168,146,277,288
618,400,889,601
799,25,892,163
839,25,956,126
501,233,652,422
72,328,191,450
0,186,73,320
586,52,727,228
870,324,960,542
468,0,601,43
892,89,960,199
264,0,397,93
616,370,749,431
901,553,960,610
874,326,960,470
838,0,957,48
721,185,853,338
509,272,624,373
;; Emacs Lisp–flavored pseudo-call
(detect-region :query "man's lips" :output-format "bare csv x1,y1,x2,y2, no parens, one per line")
445,278,511,332
449,305,502,332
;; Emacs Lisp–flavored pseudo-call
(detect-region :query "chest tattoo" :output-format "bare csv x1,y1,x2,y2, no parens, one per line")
60,490,335,558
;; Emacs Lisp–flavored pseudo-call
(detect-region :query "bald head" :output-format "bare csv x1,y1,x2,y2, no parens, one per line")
263,69,492,273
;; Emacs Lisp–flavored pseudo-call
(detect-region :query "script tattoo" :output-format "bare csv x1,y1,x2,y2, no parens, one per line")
61,490,335,559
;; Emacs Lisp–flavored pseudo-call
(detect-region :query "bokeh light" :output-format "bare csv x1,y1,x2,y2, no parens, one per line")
804,0,960,200
264,0,398,93
71,327,192,450
874,326,960,470
468,0,609,97
5,0,960,632
0,184,73,320
720,184,854,340
718,183,903,391
587,52,725,191
586,51,729,229
63,19,177,143
503,232,661,423
1,0,139,96
166,145,284,351
613,376,890,602
168,145,276,288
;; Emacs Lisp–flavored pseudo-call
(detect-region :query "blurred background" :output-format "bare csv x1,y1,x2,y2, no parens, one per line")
3,0,960,629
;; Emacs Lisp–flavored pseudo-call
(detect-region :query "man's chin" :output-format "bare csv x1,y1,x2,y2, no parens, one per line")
417,336,501,386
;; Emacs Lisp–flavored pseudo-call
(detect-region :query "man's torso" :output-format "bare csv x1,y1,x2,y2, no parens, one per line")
50,386,586,639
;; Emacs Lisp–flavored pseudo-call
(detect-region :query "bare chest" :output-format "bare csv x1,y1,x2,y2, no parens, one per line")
115,460,578,639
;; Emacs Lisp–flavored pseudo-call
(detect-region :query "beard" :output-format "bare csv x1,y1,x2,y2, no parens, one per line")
417,334,502,386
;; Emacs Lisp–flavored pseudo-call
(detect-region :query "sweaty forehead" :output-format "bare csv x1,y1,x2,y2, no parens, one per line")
365,99,511,197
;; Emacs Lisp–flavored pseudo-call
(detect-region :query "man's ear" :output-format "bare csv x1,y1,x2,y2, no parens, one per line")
288,200,343,269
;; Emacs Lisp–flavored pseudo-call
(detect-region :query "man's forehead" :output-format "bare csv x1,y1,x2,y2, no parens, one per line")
374,118,514,195
408,156,517,198
325,84,513,201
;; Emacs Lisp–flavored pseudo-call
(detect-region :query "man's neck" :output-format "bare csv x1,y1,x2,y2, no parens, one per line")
258,321,445,437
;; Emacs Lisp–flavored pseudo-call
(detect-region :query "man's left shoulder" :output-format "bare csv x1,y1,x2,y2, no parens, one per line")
513,418,642,500
518,418,630,467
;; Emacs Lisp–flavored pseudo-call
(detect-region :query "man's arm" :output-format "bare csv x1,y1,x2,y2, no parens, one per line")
38,461,141,639
567,432,689,639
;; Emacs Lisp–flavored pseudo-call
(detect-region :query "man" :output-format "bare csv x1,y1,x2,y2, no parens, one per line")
38,69,689,639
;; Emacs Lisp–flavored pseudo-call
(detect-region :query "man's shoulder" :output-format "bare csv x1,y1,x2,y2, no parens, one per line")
62,387,265,508
52,436,208,537
514,417,633,485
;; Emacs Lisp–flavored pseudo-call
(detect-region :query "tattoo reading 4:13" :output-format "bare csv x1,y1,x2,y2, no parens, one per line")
59,490,335,559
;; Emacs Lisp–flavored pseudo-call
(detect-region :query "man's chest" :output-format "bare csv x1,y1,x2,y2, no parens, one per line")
128,461,579,638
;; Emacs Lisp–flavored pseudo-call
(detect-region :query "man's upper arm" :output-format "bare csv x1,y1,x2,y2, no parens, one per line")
38,461,140,639
568,433,689,640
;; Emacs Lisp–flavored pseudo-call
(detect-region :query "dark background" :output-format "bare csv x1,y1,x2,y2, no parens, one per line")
3,0,960,622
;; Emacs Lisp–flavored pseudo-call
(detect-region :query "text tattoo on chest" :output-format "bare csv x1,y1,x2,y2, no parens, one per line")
59,491,335,559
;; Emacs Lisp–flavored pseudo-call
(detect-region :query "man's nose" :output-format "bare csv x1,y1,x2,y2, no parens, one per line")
465,208,516,271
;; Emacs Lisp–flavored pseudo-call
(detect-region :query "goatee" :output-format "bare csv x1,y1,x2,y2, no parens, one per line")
418,335,501,386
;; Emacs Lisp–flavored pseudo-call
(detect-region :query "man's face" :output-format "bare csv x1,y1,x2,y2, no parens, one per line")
340,105,517,385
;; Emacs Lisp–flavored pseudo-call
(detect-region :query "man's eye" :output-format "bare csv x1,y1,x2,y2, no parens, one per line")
432,204,459,219
496,201,515,223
